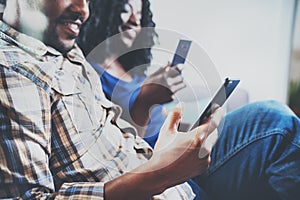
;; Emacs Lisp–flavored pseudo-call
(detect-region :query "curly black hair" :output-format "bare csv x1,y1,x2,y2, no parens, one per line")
77,0,157,75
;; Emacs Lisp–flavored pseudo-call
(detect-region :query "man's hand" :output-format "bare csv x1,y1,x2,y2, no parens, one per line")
151,104,224,183
105,105,224,199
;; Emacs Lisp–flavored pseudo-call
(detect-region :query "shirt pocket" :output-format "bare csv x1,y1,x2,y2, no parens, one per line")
50,89,105,166
61,94,101,133
51,68,102,133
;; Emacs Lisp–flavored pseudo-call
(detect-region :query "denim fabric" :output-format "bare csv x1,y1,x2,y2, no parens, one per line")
195,100,300,200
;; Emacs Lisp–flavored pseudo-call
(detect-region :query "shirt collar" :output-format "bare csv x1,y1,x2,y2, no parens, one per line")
0,20,89,95
0,20,51,58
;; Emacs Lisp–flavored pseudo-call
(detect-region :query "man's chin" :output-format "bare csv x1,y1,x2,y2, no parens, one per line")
46,39,75,55
60,43,75,55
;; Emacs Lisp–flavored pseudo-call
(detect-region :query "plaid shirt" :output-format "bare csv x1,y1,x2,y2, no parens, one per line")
0,21,194,199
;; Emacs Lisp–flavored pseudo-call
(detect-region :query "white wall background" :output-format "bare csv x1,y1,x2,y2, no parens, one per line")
150,0,296,103
290,1,300,82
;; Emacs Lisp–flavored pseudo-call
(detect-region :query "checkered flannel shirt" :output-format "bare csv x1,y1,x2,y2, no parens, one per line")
0,21,194,199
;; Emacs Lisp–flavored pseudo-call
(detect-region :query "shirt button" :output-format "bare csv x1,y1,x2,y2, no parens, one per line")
56,71,64,76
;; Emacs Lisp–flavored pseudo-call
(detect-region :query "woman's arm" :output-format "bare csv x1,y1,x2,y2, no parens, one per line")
130,65,185,128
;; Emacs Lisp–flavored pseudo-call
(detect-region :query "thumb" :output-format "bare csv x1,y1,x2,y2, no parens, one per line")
154,103,182,151
160,103,182,134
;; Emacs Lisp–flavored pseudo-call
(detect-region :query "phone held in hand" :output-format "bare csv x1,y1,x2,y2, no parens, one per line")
190,78,240,130
171,39,192,67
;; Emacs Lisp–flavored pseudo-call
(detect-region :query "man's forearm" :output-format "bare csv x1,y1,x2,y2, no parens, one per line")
104,160,169,200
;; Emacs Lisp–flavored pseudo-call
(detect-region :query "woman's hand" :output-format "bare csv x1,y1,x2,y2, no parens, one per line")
130,64,185,128
140,64,185,106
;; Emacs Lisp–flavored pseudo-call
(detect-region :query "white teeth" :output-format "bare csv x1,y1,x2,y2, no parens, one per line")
63,22,79,29
70,23,79,30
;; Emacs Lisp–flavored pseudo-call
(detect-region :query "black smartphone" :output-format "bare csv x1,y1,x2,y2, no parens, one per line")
171,39,192,67
189,78,240,130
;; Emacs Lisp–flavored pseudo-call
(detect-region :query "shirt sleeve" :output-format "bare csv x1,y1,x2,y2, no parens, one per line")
0,66,106,199
54,182,105,199
0,66,54,198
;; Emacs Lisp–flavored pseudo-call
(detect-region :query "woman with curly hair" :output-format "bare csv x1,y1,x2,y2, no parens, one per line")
78,1,203,198
78,0,186,147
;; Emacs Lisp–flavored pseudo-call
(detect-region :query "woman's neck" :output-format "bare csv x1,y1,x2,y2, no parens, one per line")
101,56,133,82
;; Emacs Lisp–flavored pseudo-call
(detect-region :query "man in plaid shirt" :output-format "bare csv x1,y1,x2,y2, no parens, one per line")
0,1,299,200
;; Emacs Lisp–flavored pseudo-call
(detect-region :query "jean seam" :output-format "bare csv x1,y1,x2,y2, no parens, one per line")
207,128,296,176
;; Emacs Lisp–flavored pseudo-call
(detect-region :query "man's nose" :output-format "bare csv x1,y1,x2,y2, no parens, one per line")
70,0,90,22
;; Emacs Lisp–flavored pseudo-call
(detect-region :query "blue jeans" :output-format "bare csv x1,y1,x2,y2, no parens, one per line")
193,100,300,200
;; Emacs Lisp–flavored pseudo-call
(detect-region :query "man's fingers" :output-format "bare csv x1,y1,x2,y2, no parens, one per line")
206,107,224,133
160,104,183,133
194,108,223,158
198,129,218,158
198,107,224,137
190,107,224,147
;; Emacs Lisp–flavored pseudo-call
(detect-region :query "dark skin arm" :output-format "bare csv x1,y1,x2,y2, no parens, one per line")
105,106,224,199
130,65,185,133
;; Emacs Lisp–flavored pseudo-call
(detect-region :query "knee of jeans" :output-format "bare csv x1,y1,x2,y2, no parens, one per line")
237,100,293,119
225,100,299,131
241,100,299,138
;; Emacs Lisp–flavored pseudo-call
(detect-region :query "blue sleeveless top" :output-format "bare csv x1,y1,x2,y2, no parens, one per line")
91,63,202,198
91,62,165,147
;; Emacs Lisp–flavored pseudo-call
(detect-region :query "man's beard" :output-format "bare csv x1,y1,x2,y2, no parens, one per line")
44,30,75,55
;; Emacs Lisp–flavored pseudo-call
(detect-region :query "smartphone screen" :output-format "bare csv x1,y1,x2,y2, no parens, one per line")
189,78,240,130
171,39,192,67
